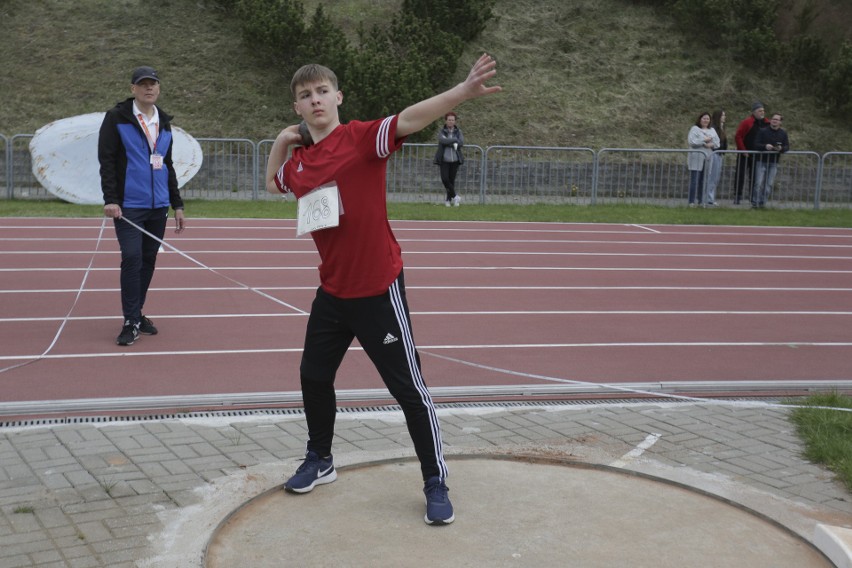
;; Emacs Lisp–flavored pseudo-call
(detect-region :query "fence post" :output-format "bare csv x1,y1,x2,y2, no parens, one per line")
591,149,601,206
2,134,9,199
815,152,824,210
251,140,259,200
480,146,489,205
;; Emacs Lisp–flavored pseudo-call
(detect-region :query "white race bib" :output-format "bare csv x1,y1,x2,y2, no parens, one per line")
296,183,342,236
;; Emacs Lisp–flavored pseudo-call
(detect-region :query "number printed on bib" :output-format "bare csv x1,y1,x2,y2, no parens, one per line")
296,183,342,236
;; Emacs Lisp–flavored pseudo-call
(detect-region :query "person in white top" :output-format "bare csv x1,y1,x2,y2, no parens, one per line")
686,112,720,207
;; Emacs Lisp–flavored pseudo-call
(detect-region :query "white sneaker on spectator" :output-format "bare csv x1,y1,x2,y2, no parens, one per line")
453,196,461,207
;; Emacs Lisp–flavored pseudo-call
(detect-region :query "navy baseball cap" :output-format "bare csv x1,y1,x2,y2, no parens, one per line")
131,66,160,85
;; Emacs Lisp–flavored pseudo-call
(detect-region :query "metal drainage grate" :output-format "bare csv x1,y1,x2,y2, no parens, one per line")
0,397,783,429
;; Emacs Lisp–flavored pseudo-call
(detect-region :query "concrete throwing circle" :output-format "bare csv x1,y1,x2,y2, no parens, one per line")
204,457,829,567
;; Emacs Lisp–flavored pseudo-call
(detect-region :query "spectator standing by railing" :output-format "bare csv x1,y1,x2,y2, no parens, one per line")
751,112,789,208
704,109,727,206
687,112,720,207
434,112,464,206
734,101,769,205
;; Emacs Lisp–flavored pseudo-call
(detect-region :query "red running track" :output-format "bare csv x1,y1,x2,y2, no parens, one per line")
1,217,852,419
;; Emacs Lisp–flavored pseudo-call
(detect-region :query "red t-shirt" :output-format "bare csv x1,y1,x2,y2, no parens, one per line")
275,116,406,298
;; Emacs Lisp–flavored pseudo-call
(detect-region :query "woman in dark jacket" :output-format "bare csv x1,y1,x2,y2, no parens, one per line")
433,112,464,206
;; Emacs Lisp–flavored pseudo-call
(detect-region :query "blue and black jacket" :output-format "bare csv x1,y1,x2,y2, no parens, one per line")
98,98,184,210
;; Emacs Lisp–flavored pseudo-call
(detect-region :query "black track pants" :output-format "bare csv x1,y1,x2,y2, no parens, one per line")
299,270,448,482
113,207,168,322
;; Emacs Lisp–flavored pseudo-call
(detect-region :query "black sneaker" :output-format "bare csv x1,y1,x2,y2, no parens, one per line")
139,315,158,335
424,476,454,525
116,320,140,346
284,451,337,493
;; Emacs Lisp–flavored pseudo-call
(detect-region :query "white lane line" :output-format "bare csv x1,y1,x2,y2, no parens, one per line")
4,311,852,324
3,220,851,237
609,433,663,468
2,341,852,362
4,286,852,294
4,249,852,260
7,266,852,274
629,224,661,233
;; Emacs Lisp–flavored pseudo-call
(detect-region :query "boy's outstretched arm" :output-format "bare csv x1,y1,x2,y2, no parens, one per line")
396,53,501,139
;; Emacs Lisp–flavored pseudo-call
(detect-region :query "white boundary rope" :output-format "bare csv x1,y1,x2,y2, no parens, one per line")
0,217,109,375
118,216,307,315
0,215,306,376
420,351,852,413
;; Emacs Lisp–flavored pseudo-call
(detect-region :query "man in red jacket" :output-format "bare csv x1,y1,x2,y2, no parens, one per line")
733,101,769,205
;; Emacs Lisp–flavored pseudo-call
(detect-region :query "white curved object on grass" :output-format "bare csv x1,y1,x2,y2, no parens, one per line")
29,112,203,205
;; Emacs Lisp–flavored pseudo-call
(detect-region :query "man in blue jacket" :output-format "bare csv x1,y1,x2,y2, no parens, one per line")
99,66,186,346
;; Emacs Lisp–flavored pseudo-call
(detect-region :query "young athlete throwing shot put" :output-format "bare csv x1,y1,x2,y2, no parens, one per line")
266,54,500,525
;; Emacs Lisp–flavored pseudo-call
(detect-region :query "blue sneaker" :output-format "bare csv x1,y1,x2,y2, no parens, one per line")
285,451,337,494
423,477,454,525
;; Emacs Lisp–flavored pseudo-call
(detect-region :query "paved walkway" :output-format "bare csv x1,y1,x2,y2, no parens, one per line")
1,401,851,567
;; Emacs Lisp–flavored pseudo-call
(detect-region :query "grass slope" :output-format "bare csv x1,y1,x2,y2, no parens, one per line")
1,0,851,152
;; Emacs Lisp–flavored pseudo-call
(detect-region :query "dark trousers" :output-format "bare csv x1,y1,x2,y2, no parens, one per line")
688,170,705,204
439,162,460,201
299,270,448,482
734,153,756,204
113,207,168,323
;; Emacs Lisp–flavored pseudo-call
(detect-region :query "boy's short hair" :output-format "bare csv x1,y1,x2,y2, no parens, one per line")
290,64,338,98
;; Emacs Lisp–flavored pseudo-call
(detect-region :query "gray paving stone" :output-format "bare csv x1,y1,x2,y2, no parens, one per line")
66,507,125,526
47,525,78,539
66,555,101,568
0,532,54,555
32,506,68,531
53,540,91,556
0,402,848,567
0,554,31,568
3,464,35,480
30,550,63,565
159,460,194,476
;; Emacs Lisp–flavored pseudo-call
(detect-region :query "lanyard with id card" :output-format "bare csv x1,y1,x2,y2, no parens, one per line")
296,182,344,237
138,114,164,170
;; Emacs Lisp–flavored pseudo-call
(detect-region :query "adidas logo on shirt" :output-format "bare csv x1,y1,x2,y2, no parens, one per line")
383,333,398,345
297,161,304,172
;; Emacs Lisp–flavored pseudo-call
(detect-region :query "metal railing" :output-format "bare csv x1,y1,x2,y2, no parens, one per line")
2,132,851,209
388,142,484,204
1,134,8,199
180,138,258,200
482,146,596,205
817,152,852,209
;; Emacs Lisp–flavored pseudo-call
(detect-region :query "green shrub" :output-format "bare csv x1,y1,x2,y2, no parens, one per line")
784,35,829,86
346,14,448,124
301,4,352,85
402,0,497,42
235,0,307,63
818,41,852,118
